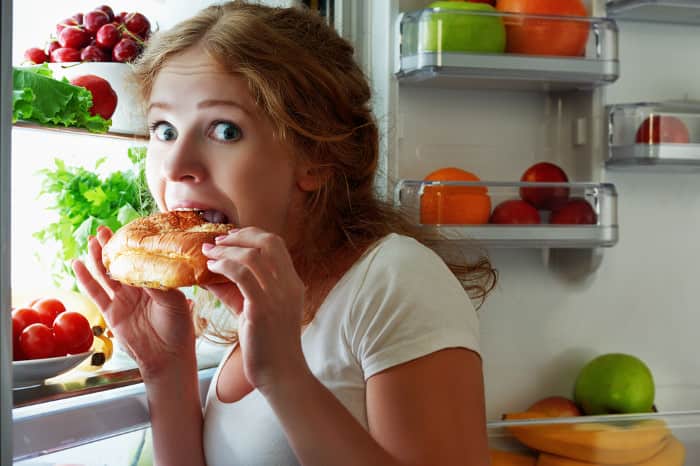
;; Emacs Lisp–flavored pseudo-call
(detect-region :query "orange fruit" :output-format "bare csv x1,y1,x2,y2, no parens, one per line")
420,167,491,225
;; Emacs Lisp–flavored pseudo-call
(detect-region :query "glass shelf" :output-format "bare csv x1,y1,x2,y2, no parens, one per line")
395,8,619,91
607,0,700,25
607,101,700,169
487,410,699,464
395,180,618,249
13,121,148,141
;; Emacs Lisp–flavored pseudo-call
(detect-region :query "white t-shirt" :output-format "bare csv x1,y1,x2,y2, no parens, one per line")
202,233,480,466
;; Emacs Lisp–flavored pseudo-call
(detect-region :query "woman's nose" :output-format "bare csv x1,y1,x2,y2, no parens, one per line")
161,136,207,183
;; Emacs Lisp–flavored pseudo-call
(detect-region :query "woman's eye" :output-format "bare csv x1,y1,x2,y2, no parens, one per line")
151,122,178,141
211,122,242,142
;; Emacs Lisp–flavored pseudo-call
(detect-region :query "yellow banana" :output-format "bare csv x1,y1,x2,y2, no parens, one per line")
77,332,114,372
490,448,537,466
535,435,685,466
504,412,669,464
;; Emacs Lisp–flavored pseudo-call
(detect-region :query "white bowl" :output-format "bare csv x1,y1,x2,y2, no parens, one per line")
47,62,147,136
12,350,94,389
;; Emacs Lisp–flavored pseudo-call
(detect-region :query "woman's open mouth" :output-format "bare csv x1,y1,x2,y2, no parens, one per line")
172,208,230,224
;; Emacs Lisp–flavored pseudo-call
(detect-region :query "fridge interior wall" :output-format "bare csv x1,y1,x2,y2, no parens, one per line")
374,0,700,420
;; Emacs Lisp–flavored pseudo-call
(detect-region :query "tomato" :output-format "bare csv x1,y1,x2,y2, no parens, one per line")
549,198,597,225
32,297,66,328
635,115,690,144
489,199,541,224
12,316,26,360
53,311,94,354
496,0,589,57
19,323,64,359
520,162,570,210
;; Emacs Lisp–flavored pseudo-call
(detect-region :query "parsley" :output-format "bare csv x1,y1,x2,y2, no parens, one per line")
34,146,156,290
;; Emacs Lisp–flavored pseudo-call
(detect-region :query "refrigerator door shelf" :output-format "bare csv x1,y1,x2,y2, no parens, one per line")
488,410,700,464
396,180,618,249
395,8,619,92
396,53,619,92
607,0,700,25
607,101,700,169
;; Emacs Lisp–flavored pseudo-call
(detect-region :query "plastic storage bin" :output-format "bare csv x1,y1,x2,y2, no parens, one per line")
607,101,700,168
395,7,619,91
487,410,698,465
395,180,618,248
607,0,700,25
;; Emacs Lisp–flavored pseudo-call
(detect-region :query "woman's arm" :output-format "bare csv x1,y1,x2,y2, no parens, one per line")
144,355,206,466
262,347,489,466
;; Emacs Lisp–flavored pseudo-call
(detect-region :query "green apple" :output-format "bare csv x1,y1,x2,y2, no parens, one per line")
574,353,655,415
420,1,506,54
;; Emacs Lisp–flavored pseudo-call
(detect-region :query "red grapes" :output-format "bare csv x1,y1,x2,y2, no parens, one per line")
23,5,153,65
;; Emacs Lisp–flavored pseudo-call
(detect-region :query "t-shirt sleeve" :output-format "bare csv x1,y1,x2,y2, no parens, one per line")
346,236,481,380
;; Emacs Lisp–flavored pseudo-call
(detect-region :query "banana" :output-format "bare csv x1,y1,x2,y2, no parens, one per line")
490,448,537,466
77,330,114,372
504,412,669,464
535,435,685,466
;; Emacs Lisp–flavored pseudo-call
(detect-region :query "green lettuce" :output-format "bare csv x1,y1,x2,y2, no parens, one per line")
12,64,111,133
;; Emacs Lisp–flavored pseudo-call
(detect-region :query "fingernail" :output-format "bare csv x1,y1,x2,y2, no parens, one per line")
202,243,214,252
214,235,226,242
229,228,239,234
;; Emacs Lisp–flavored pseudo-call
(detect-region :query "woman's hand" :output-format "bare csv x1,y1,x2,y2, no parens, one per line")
72,225,195,379
202,227,309,393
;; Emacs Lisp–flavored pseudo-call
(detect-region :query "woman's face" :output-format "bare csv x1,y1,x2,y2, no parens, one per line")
146,46,314,246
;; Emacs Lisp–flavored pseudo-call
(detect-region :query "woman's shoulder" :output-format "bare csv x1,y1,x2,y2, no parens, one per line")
362,233,449,275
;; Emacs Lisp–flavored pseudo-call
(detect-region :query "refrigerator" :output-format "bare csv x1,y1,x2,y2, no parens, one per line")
3,0,700,464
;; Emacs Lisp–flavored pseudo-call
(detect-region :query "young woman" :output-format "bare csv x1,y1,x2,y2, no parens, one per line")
73,2,497,465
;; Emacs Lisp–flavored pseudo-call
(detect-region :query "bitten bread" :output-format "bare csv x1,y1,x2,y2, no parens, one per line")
102,211,235,289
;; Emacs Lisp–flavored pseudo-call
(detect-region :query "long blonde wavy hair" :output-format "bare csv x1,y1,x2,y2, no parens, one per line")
132,1,497,342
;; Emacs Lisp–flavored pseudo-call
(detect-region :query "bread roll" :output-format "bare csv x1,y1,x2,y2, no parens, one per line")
102,211,235,289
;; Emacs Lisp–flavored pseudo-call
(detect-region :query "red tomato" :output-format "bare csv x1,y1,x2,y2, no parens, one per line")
496,0,589,56
490,199,541,224
53,311,93,354
635,115,690,144
520,162,570,210
32,298,66,328
12,308,41,333
550,198,597,225
19,323,64,359
12,316,26,360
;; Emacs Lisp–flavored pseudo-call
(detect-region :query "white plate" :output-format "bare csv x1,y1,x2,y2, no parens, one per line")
12,351,94,389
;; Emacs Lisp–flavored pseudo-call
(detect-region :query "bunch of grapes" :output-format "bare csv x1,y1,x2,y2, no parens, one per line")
23,5,153,65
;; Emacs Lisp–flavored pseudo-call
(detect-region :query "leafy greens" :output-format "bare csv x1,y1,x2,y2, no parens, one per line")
34,146,156,289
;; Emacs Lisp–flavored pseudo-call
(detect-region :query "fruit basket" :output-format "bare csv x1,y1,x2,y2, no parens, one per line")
606,0,700,25
607,101,700,169
487,410,698,465
395,7,619,91
395,180,618,248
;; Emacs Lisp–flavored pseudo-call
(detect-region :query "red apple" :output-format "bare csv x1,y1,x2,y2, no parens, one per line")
70,75,118,120
635,115,690,144
528,396,582,417
489,199,541,224
550,198,597,225
520,162,570,210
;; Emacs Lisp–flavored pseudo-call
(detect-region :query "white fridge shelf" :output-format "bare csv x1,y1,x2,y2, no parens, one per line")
607,101,700,169
395,180,618,249
395,8,620,91
607,0,700,25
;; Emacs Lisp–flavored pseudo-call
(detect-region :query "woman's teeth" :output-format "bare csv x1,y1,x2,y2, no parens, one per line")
172,208,229,224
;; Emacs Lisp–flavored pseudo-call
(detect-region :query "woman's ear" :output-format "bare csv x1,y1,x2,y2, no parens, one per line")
296,163,326,192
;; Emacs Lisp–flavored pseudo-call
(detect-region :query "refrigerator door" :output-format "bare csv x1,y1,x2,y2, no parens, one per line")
1,0,13,463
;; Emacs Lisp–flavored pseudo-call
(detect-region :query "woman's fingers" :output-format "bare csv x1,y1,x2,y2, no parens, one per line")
202,283,245,315
213,227,300,285
203,242,276,291
72,259,112,312
206,257,265,307
86,235,122,298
